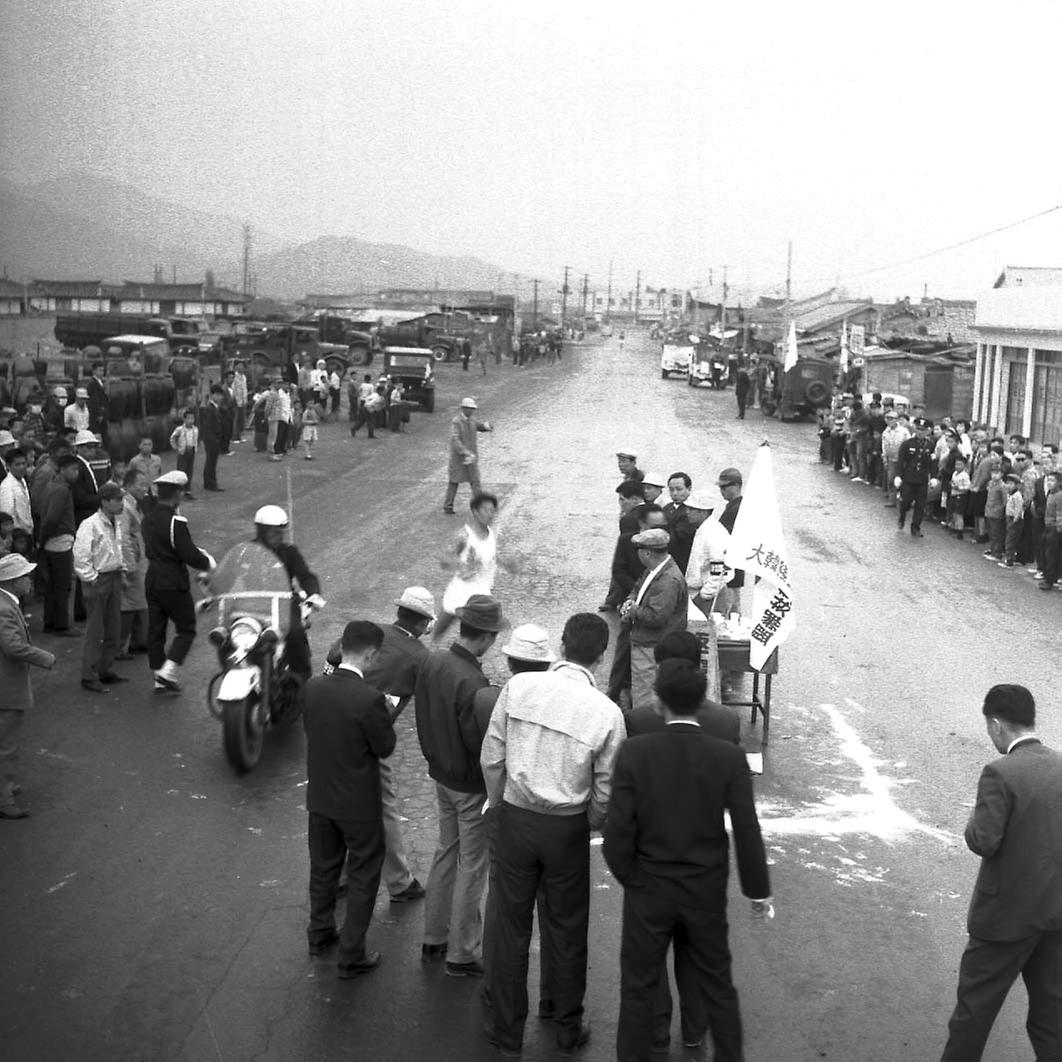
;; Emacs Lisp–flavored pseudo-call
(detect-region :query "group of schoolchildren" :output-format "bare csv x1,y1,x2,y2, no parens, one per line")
819,390,1062,591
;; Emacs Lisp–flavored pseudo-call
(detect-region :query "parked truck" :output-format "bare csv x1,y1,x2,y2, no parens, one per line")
55,312,206,352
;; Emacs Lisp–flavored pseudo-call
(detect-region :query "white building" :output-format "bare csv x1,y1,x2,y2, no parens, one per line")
972,267,1062,446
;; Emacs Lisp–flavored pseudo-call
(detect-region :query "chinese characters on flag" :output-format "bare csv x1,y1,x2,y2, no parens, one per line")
723,442,795,669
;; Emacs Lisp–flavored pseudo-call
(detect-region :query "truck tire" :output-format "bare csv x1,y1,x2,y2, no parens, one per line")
431,345,449,363
805,380,829,405
348,345,372,367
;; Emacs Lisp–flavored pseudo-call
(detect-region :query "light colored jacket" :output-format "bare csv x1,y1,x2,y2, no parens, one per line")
73,510,124,583
448,413,490,482
0,473,32,533
119,493,148,611
0,589,54,711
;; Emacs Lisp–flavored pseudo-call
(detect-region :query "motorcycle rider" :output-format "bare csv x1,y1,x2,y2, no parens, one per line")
251,505,324,678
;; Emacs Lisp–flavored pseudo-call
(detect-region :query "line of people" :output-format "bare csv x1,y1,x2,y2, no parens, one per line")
817,391,1062,589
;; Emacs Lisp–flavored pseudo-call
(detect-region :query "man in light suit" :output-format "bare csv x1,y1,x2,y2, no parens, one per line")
940,683,1062,1061
0,554,55,819
604,660,771,1061
619,527,689,711
443,396,493,514
303,620,395,978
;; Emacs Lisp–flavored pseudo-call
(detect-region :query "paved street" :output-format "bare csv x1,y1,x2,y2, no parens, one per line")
2,331,1058,1062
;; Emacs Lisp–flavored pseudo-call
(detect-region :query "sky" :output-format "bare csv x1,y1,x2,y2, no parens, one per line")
3,0,1062,301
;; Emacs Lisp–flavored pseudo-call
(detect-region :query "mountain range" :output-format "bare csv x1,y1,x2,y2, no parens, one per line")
0,171,533,301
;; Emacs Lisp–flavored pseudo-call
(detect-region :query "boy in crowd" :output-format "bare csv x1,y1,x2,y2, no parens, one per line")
1039,472,1061,591
128,435,162,486
982,464,1008,562
169,409,198,500
999,475,1025,568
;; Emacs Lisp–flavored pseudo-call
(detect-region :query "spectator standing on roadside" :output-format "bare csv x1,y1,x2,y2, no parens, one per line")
199,386,225,493
443,398,493,514
232,363,248,441
169,409,198,500
301,399,321,459
896,418,935,538
0,553,54,820
982,464,1007,561
128,435,161,488
1038,471,1061,591
118,468,150,657
415,594,504,978
734,365,751,420
36,454,79,635
328,367,342,420
947,455,971,540
999,475,1025,568
881,408,910,508
0,448,33,534
73,482,126,694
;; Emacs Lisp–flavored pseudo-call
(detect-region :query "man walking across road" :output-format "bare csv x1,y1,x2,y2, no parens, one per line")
443,397,493,514
940,684,1062,1061
141,471,214,692
481,612,625,1058
0,554,55,820
415,593,504,977
735,364,751,420
604,660,772,1062
72,482,126,693
304,620,393,977
896,417,936,538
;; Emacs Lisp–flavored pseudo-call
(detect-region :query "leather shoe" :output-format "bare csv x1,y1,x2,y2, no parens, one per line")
389,878,426,902
98,672,128,683
911,528,924,537
308,932,338,956
0,803,29,820
557,1023,591,1055
81,679,109,693
445,958,485,977
338,952,382,978
484,1023,523,1058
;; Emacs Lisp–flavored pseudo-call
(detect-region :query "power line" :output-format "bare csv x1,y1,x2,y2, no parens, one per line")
811,204,1062,286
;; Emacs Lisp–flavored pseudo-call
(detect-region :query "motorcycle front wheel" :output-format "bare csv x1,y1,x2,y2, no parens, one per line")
220,697,265,773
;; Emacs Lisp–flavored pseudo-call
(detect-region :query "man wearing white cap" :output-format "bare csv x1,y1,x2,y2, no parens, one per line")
640,471,668,507
64,388,91,433
324,586,438,903
482,613,625,1057
443,397,493,514
142,471,215,691
0,553,54,819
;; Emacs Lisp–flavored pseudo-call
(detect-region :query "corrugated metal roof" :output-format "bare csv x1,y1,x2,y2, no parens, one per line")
975,286,1062,334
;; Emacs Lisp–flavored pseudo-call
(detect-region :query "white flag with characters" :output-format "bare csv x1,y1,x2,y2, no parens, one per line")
723,442,795,669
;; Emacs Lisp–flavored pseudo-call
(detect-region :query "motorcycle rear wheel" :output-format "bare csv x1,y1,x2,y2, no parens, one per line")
221,697,265,773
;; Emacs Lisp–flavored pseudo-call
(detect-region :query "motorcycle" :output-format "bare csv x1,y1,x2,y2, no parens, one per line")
198,541,323,773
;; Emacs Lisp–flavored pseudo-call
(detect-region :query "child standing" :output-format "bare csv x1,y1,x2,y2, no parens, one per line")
169,408,198,500
301,399,321,460
128,435,162,485
999,474,1025,567
982,465,1008,560
948,455,971,539
289,400,303,452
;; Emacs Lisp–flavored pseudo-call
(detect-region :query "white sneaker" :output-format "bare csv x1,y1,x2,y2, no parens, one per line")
154,660,182,691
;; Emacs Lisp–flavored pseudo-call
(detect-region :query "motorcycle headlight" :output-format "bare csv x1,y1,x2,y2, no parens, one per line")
230,617,263,652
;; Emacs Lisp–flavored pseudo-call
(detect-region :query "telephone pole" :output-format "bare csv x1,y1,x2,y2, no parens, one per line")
720,264,728,340
785,240,792,306
242,224,252,297
532,279,539,331
560,266,571,329
581,273,589,322
634,270,641,324
606,260,613,321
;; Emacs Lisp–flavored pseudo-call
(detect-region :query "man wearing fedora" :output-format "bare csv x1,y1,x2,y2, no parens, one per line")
415,593,504,977
482,613,625,1058
443,397,493,514
0,553,55,819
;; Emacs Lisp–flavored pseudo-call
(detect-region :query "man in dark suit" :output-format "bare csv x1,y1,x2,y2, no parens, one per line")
304,620,394,978
85,362,108,435
599,483,648,614
199,386,225,492
604,660,772,1062
624,630,740,745
940,684,1062,1061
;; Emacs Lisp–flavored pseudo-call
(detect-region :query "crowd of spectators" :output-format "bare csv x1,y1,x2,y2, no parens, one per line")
817,389,1062,592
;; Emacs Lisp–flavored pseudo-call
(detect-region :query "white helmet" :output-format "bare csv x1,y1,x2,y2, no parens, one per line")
254,505,289,527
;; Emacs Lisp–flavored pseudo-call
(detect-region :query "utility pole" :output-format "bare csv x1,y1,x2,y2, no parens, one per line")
242,224,252,297
560,265,570,329
606,260,613,321
581,273,589,322
785,240,792,306
532,279,539,331
720,264,728,340
634,270,641,324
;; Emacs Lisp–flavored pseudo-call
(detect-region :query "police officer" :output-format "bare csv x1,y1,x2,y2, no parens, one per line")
251,506,323,679
896,417,936,538
142,471,214,691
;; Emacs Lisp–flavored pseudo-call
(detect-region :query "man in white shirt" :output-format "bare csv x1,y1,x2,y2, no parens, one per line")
481,613,625,1058
0,448,33,533
73,483,126,692
63,388,91,432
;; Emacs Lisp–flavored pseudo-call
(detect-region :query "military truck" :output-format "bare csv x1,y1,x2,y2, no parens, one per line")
756,353,834,420
55,312,205,352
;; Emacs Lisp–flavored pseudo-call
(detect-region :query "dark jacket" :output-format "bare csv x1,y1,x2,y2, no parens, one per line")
603,723,770,908
86,376,107,429
624,701,740,745
897,436,935,485
964,739,1062,941
142,505,212,591
718,495,745,588
663,502,696,574
611,531,644,599
363,623,430,715
37,479,75,545
304,668,395,821
414,643,490,793
199,401,223,448
72,455,99,526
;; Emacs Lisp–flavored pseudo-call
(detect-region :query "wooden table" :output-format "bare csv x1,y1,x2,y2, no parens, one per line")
715,638,779,746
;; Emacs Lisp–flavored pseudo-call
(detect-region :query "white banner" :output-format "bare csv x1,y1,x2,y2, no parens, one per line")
849,323,865,356
783,319,798,372
839,320,849,374
722,443,795,669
